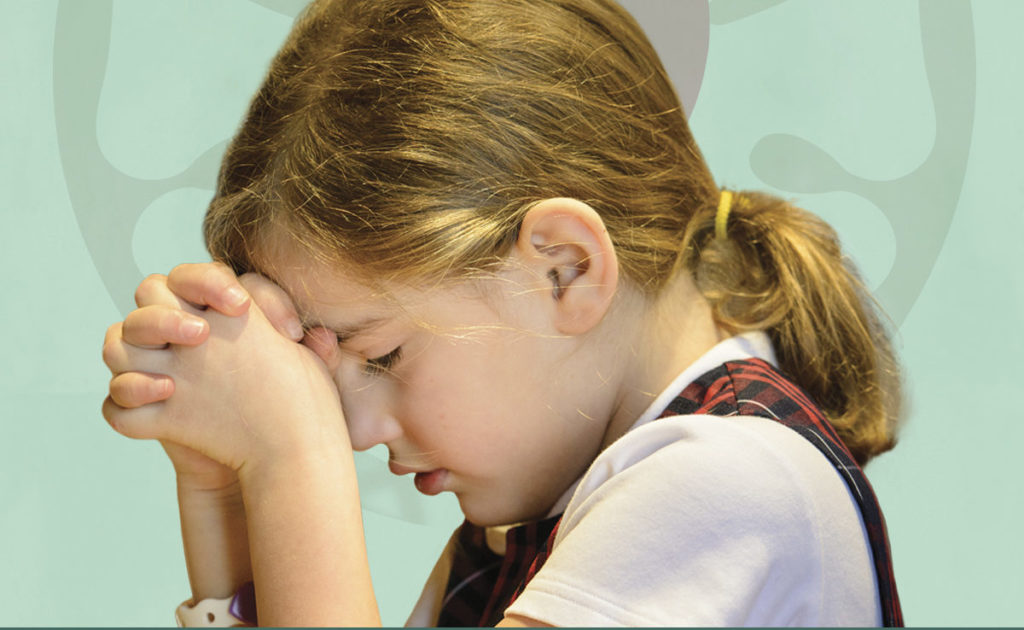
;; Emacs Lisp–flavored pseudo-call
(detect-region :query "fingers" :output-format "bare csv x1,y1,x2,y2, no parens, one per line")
239,273,304,341
102,322,127,370
103,325,173,376
167,263,251,316
135,273,190,309
103,307,208,376
103,395,168,441
121,305,209,348
108,372,175,408
103,308,195,374
105,262,251,448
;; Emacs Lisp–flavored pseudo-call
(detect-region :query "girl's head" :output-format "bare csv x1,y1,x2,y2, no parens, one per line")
205,0,901,467
206,0,715,290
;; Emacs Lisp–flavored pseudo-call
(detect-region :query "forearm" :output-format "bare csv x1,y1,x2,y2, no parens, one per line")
177,482,252,601
240,449,380,626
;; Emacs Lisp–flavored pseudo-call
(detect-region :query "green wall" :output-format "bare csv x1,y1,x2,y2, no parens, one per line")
1,0,1020,625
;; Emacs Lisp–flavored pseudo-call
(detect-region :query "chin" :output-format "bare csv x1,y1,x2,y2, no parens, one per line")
458,495,551,528
458,499,506,527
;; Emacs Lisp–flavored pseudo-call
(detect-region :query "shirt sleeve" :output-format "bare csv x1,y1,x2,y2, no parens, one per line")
504,415,845,627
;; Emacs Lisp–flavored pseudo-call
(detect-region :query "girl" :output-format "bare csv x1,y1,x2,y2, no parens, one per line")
102,0,903,625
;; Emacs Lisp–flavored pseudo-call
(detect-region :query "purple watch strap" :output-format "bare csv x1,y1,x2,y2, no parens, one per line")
228,581,257,625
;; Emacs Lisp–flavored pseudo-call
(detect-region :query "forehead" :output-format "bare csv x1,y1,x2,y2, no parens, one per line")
259,239,401,331
254,226,504,337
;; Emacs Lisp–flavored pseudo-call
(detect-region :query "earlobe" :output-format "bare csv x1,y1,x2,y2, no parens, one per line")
516,198,619,334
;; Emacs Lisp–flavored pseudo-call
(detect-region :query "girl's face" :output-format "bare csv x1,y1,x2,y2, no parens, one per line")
267,248,616,526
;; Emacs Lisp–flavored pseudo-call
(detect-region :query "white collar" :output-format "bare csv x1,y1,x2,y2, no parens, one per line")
545,331,777,517
627,330,777,433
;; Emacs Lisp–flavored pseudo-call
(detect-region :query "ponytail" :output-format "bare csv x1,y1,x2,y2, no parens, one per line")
204,0,902,465
680,191,902,465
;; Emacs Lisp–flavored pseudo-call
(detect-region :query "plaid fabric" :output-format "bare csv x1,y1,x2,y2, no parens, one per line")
436,514,561,627
436,358,903,626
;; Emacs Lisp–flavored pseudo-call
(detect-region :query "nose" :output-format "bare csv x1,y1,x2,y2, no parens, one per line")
337,373,403,451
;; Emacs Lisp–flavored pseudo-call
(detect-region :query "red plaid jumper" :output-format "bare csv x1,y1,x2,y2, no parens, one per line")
436,358,902,627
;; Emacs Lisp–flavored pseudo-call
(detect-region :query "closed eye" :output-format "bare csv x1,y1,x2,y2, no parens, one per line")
364,347,402,376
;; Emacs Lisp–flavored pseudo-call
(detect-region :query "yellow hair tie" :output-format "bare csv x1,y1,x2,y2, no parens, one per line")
715,190,734,240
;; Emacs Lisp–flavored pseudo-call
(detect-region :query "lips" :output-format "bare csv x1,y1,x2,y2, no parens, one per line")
388,460,448,495
413,469,447,496
387,460,420,476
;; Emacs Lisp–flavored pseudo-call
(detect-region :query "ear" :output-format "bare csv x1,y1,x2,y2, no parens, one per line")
514,198,619,335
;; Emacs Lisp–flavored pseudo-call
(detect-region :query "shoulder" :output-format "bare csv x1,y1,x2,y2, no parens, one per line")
562,414,832,554
507,414,880,626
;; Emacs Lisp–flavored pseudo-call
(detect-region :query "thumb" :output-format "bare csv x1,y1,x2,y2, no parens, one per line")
302,326,340,369
166,263,252,317
239,273,305,341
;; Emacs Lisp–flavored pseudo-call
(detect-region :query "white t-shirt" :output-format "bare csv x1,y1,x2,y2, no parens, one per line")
503,332,882,626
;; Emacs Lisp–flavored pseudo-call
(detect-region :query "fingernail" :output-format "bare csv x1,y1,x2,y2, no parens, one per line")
181,318,205,338
226,287,249,308
155,377,174,397
286,320,304,341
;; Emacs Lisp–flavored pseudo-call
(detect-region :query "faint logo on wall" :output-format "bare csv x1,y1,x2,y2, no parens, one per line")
53,0,711,317
55,0,973,522
55,0,973,327
53,0,709,526
712,0,976,326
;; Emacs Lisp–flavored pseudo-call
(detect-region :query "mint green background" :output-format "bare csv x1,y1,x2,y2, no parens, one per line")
1,1,1021,625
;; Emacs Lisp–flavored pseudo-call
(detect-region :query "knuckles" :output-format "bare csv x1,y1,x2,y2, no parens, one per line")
108,374,138,408
134,273,169,307
173,260,233,285
104,321,121,344
108,373,173,411
102,323,122,370
237,272,268,295
101,396,128,435
239,273,301,328
101,341,118,371
169,262,244,308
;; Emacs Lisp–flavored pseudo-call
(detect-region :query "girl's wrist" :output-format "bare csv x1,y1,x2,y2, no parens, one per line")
233,441,375,626
176,478,247,537
177,481,245,511
176,478,253,606
236,438,355,493
235,408,354,488
176,473,244,500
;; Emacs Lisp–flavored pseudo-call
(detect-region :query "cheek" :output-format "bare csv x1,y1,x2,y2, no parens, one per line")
396,344,508,437
396,361,466,432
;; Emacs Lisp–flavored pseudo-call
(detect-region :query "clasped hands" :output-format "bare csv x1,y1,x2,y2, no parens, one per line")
102,263,351,486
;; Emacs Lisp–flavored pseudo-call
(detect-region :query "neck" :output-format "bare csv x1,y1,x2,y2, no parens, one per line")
600,273,727,449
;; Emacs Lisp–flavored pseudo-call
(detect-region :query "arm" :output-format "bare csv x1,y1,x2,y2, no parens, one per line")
104,265,382,624
174,316,382,625
105,271,254,605
167,267,377,619
176,478,252,602
105,266,310,607
240,449,381,626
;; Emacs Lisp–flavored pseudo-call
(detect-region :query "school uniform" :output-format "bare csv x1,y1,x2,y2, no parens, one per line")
408,332,902,627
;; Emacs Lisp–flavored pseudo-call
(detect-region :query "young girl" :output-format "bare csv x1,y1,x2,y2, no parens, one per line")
101,0,904,625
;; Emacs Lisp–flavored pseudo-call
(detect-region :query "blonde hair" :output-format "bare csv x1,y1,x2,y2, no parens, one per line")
205,0,901,463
